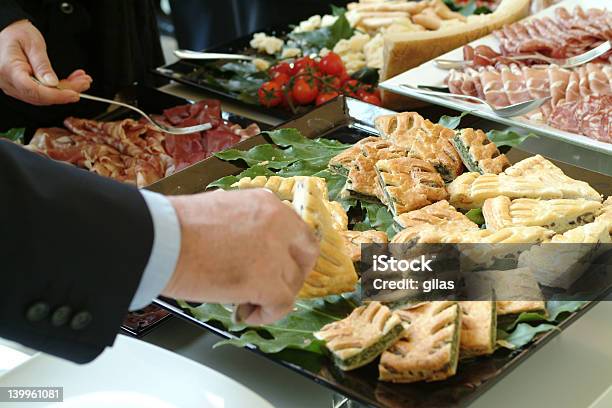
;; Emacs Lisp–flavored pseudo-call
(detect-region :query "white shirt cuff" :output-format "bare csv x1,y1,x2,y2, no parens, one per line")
130,190,181,311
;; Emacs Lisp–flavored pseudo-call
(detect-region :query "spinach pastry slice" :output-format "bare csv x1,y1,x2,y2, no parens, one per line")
328,136,379,176
379,301,461,383
314,302,404,371
341,230,389,263
483,196,603,233
448,170,601,210
409,126,464,183
458,301,497,359
452,128,510,174
292,179,358,298
344,140,407,203
374,112,434,148
232,175,329,201
375,157,448,216
394,200,476,230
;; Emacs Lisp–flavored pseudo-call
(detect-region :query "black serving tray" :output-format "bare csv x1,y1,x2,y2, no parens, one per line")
154,24,306,120
146,96,612,407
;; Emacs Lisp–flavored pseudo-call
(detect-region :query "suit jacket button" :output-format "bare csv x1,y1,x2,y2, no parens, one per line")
51,306,72,327
60,2,74,14
26,302,50,322
70,311,93,330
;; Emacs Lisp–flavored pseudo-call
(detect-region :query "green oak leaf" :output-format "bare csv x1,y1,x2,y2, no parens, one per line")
465,208,485,225
486,129,538,148
438,111,471,130
0,128,25,144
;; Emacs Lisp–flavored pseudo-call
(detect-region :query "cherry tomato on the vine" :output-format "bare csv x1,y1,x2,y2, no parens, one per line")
342,79,360,98
272,72,290,86
292,77,319,105
291,57,316,75
318,52,345,76
360,93,382,106
316,91,339,106
269,62,291,77
258,81,283,107
321,75,341,92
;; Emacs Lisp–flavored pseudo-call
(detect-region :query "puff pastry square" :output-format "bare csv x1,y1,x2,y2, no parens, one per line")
394,200,476,230
448,163,602,210
345,140,407,202
292,179,358,298
452,128,510,174
341,230,389,262
379,301,461,383
328,136,379,176
483,196,603,233
232,175,329,201
458,301,497,359
314,302,404,371
375,157,448,215
409,126,464,182
374,112,434,148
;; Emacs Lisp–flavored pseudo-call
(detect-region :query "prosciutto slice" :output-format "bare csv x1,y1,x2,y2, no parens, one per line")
28,100,260,187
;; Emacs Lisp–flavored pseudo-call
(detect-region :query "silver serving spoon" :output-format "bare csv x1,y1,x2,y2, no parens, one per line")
174,49,256,61
435,40,611,70
401,84,552,118
32,77,212,135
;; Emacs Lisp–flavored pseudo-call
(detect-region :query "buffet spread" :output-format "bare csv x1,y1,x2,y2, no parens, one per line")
181,107,611,388
1,0,611,406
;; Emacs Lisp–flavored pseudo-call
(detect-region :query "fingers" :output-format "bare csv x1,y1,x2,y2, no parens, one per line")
59,71,92,93
289,226,319,278
10,70,79,105
20,29,58,87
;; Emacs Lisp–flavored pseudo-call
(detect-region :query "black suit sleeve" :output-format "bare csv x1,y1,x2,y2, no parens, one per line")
0,0,31,31
0,140,154,363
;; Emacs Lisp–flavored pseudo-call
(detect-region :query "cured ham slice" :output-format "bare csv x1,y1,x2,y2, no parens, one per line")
27,100,260,187
445,63,611,141
549,96,612,142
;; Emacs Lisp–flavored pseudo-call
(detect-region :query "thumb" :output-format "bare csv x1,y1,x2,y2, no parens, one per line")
23,36,58,87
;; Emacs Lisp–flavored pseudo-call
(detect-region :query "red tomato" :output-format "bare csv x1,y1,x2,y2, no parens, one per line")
292,77,319,105
338,71,351,84
291,57,316,75
318,52,345,76
258,81,283,107
360,94,382,106
321,75,341,91
342,79,360,98
272,72,290,86
269,62,291,77
316,91,339,106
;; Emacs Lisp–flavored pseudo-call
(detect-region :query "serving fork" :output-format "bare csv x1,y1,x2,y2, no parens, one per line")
434,40,611,70
32,77,212,135
401,84,552,118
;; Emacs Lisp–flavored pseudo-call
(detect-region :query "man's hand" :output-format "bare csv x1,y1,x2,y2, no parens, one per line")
0,20,92,105
163,189,320,325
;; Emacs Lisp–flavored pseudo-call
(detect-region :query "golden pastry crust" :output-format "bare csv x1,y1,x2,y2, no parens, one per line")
345,140,407,201
458,301,496,358
341,230,389,262
551,221,612,244
497,301,546,316
394,200,475,229
328,136,379,175
503,154,564,177
452,128,510,174
232,175,329,200
374,112,435,148
409,126,464,182
391,220,479,244
314,302,403,371
393,224,554,245
379,301,461,383
448,165,602,210
376,157,448,215
292,179,358,298
324,200,349,231
483,196,603,233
